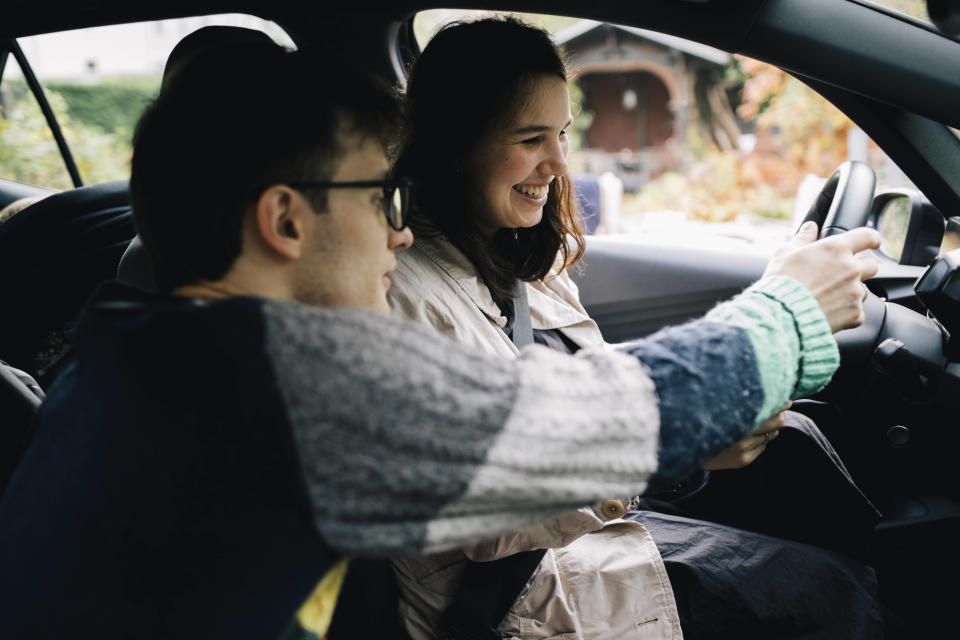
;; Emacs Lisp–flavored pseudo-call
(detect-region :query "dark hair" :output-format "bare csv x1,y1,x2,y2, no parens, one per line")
394,16,585,304
130,45,401,293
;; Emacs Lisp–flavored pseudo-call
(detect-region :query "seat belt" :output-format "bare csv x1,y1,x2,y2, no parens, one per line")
441,280,545,640
511,279,534,349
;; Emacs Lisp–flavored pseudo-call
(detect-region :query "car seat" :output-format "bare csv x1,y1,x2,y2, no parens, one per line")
0,26,279,384
0,179,134,384
16,26,410,637
116,234,156,291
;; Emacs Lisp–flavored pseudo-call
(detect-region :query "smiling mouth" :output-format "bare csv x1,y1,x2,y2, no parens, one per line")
512,183,551,199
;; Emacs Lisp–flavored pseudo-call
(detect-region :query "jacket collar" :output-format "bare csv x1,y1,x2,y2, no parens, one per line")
409,235,592,331
411,235,506,326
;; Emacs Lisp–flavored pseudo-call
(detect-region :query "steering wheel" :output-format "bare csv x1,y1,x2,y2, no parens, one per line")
801,160,876,238
806,162,949,391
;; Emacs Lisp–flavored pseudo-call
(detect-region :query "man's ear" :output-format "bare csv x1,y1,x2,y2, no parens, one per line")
253,185,306,261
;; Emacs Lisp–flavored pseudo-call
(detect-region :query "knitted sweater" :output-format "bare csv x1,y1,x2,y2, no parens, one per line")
0,277,837,638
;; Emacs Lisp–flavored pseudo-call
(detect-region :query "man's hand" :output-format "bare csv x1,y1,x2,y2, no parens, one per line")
763,221,881,332
702,403,791,470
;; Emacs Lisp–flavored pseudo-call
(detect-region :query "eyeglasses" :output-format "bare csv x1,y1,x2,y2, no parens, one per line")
287,177,413,231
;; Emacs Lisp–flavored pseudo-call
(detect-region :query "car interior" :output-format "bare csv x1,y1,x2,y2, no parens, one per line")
2,0,960,636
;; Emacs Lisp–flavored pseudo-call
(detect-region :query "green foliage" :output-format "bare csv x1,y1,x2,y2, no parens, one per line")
46,75,159,136
0,96,73,189
0,76,30,105
2,74,159,136
0,83,135,188
624,152,795,223
568,80,593,152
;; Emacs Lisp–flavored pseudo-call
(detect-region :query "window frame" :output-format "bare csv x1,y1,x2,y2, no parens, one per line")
0,38,83,188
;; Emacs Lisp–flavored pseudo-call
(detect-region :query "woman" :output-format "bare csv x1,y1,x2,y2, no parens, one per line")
388,16,882,640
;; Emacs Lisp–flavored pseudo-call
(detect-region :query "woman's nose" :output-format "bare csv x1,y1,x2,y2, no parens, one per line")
540,137,568,177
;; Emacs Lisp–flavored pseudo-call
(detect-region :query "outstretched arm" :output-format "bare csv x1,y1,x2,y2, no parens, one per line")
267,224,878,556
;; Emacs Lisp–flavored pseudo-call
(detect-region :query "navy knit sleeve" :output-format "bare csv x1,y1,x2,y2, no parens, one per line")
617,321,763,483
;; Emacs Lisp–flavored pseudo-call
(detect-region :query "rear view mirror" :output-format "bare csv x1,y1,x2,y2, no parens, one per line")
870,190,944,266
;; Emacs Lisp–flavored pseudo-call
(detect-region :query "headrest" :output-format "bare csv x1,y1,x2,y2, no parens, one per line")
119,27,280,292
116,235,156,292
161,26,278,92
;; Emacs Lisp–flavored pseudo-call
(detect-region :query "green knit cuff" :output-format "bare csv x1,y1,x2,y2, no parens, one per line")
705,275,840,425
706,279,798,424
747,275,840,397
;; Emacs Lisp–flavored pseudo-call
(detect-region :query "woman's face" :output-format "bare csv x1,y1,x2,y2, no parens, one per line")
468,75,571,238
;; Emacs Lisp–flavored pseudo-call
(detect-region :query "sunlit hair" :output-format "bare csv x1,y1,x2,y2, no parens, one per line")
394,15,585,304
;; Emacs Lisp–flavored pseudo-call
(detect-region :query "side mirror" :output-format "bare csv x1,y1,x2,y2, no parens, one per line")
870,190,944,266
928,0,960,38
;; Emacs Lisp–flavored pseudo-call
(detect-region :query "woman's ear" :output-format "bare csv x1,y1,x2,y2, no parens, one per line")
253,185,305,260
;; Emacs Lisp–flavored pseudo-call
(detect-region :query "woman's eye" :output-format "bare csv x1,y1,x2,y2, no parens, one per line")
559,129,568,138
521,136,541,145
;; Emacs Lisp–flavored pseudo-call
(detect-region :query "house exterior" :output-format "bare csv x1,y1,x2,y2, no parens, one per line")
557,20,732,190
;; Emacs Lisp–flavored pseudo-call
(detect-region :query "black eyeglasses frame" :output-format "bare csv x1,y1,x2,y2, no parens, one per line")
287,177,413,231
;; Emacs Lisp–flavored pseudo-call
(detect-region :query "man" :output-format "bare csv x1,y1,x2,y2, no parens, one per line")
0,44,880,638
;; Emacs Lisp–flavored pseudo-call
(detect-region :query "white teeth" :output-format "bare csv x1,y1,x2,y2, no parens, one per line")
513,184,549,199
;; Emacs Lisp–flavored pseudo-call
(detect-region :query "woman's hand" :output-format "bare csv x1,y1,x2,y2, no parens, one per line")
702,403,791,470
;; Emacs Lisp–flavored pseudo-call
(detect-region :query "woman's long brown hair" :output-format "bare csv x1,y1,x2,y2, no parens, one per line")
393,16,585,305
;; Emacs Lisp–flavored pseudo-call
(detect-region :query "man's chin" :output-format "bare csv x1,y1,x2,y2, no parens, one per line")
295,296,390,316
373,295,393,316
341,295,392,316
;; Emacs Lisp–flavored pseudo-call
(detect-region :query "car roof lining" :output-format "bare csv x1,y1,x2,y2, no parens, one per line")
5,1,958,123
743,0,960,128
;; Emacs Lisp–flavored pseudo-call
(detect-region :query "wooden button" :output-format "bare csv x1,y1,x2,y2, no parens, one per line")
601,499,625,519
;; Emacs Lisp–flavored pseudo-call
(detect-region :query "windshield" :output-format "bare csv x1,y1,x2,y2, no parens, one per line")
414,9,921,253
854,0,932,24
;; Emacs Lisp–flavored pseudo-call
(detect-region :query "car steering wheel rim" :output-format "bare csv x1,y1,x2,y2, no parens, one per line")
810,162,947,402
805,161,884,375
801,160,876,238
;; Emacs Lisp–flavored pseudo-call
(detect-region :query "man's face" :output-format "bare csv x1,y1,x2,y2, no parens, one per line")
293,135,413,314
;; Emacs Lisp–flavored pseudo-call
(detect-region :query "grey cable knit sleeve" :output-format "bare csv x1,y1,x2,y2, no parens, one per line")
262,302,659,555
261,276,837,556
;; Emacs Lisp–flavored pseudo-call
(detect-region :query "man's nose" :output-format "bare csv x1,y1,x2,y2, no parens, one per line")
389,226,414,251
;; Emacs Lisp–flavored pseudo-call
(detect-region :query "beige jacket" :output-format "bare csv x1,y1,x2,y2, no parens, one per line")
387,236,683,640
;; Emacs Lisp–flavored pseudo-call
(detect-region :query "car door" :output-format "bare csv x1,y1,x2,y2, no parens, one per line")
573,235,768,343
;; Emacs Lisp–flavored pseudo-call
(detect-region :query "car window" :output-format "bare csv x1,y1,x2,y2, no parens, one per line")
855,0,931,24
0,54,74,190
414,10,920,254
3,14,294,189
